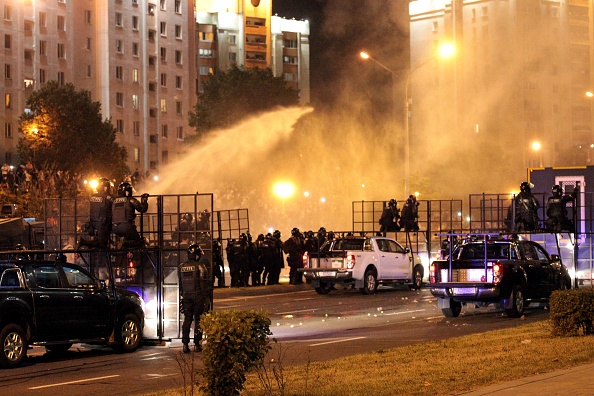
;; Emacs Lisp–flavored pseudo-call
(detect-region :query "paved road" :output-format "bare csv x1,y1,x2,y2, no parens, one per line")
0,284,549,395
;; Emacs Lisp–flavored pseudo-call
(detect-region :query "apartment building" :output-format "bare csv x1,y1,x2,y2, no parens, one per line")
1,0,309,175
409,0,594,169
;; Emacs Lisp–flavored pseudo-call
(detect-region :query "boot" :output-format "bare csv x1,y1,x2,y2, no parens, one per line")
183,343,190,353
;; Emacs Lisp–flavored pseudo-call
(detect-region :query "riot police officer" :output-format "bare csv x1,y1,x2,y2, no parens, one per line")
179,244,212,353
212,238,226,287
400,195,420,231
283,227,304,285
232,234,250,287
225,239,237,286
112,182,149,248
82,177,113,249
379,199,401,233
268,230,284,285
510,182,540,232
546,184,578,232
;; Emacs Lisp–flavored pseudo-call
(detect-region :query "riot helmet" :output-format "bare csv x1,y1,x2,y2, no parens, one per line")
552,185,563,197
239,233,248,242
55,252,67,263
273,230,281,239
520,182,533,194
182,213,193,222
291,227,300,237
118,181,133,197
187,244,203,261
389,199,397,208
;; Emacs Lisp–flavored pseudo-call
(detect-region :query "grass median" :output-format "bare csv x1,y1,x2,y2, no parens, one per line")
149,319,594,395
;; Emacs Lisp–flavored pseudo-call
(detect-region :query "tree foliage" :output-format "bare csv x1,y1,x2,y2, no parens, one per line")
189,66,300,137
18,81,128,179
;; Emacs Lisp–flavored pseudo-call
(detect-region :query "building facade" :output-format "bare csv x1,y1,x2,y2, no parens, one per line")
409,0,594,170
1,0,309,175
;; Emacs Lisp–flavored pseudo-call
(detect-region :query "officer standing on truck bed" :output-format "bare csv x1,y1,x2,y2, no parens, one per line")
546,184,578,232
111,182,149,248
80,177,113,249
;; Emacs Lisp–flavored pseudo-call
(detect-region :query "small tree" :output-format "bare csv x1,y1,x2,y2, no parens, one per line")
189,66,300,138
18,81,128,179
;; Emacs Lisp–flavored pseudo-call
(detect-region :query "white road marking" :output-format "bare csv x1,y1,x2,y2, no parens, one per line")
383,309,426,316
145,373,176,379
276,308,320,315
309,336,366,347
28,375,120,390
215,290,311,302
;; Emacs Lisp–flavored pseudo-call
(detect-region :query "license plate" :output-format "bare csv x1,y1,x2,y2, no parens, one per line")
331,259,343,268
319,271,336,277
452,287,476,296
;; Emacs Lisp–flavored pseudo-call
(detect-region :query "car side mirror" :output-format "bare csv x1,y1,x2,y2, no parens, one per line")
551,254,560,262
97,280,107,291
404,247,411,253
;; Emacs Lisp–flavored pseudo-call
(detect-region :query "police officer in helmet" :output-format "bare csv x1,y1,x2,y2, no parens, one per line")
111,182,149,248
179,244,212,353
545,184,578,232
82,177,113,249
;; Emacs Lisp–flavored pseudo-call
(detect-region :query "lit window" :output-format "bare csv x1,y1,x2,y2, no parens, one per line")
160,99,167,113
132,94,139,109
4,93,11,108
199,49,213,57
132,68,139,83
134,148,140,162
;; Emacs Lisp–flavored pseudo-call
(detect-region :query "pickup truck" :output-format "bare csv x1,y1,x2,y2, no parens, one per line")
429,235,571,318
0,259,145,368
301,235,425,294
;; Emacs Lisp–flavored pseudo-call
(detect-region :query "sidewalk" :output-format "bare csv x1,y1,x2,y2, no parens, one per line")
460,362,594,396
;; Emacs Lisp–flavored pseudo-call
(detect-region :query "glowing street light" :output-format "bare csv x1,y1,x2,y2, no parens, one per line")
531,141,543,167
273,181,295,199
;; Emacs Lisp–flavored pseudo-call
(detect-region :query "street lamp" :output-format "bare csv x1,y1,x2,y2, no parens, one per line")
360,44,455,196
531,141,543,167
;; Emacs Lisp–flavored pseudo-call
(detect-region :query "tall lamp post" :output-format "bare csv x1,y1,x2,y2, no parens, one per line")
361,44,455,197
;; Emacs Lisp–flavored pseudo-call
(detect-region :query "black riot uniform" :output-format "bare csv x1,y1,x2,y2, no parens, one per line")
268,230,284,285
545,185,578,232
260,233,275,285
212,238,226,287
225,239,237,287
82,178,113,249
232,234,250,287
379,199,401,233
112,182,149,248
510,182,540,232
179,244,212,353
283,228,304,285
400,195,420,231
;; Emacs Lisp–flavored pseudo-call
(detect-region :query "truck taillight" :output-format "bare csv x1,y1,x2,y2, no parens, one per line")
302,252,309,268
493,263,502,284
346,254,355,269
429,263,436,284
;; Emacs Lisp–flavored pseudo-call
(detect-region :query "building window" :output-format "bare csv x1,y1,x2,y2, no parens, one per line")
86,37,92,50
133,121,140,136
160,99,167,113
160,0,166,10
176,101,182,115
39,68,46,83
160,22,167,36
57,43,66,59
115,66,123,80
160,47,167,62
199,66,213,76
284,73,295,82
132,16,139,30
199,49,213,58
432,21,438,32
161,124,168,138
175,25,182,39
4,5,12,21
4,34,11,49
116,92,124,107
132,68,139,83
149,108,156,117
284,39,297,48
5,122,12,138
229,35,237,45
24,78,34,88
57,15,66,31
39,40,47,56
116,119,124,133
134,148,140,162
115,12,123,27
39,12,46,27
175,0,181,14
199,32,214,41
229,52,237,62
160,73,167,87
148,3,155,15
482,6,488,18
175,75,182,89
176,126,183,140
86,65,91,77
4,93,11,108
162,150,168,165
4,64,11,79
175,50,182,64
85,10,92,24
148,29,156,41
132,42,139,56
132,94,139,109
149,82,156,91
116,39,123,54
283,55,297,64
57,71,65,85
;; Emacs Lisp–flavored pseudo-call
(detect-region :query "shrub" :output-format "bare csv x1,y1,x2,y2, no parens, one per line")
200,310,272,396
550,288,594,336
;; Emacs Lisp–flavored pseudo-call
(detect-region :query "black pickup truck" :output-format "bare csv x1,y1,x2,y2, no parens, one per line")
0,259,145,368
429,236,571,318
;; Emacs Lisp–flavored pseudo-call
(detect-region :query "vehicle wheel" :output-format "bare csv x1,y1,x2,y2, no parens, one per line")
441,299,462,318
361,269,378,295
409,265,424,290
505,285,525,318
113,313,142,353
0,323,27,369
315,282,332,295
45,343,73,354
